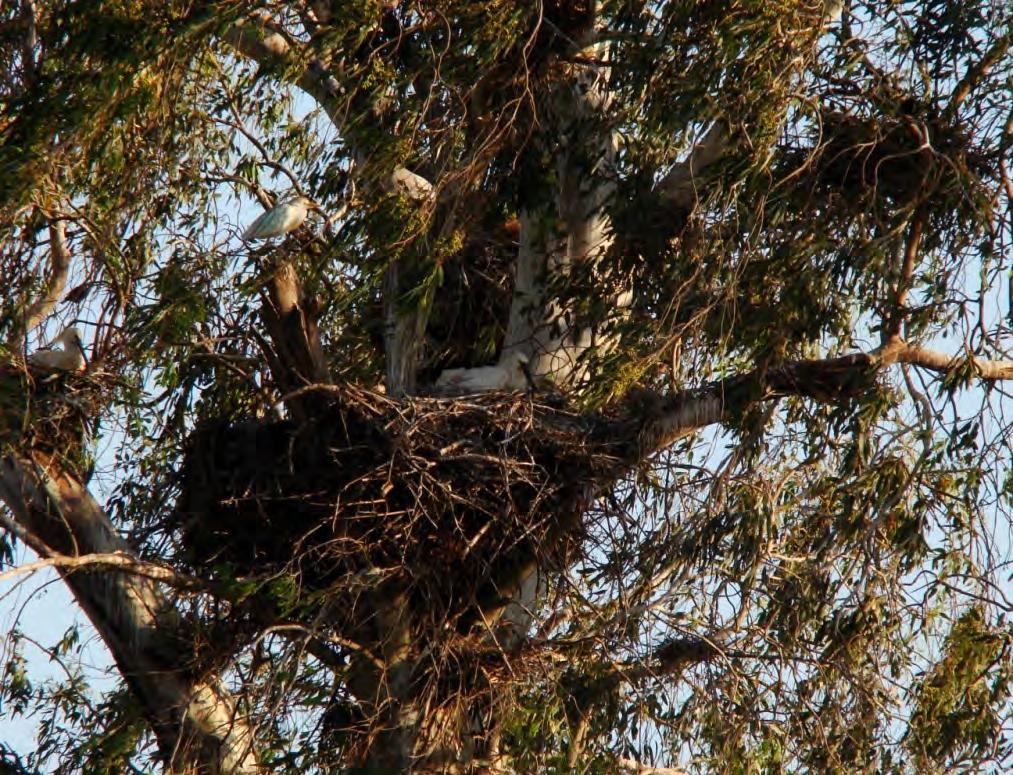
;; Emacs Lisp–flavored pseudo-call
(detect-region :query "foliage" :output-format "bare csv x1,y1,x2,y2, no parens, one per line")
1,0,1012,772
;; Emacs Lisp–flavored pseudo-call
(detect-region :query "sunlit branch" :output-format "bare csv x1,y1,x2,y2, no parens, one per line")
632,343,1013,461
21,215,70,335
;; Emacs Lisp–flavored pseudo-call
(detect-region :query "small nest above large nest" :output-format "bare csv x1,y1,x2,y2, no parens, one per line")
0,365,102,475
808,109,987,208
174,386,615,628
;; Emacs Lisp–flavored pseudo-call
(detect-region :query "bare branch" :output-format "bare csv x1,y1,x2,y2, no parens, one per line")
622,343,1013,462
221,20,343,129
259,262,331,416
22,215,71,335
946,28,1013,116
882,340,1013,380
883,209,925,343
0,546,202,589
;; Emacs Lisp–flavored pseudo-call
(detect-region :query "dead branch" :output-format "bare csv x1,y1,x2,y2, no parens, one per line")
0,540,203,590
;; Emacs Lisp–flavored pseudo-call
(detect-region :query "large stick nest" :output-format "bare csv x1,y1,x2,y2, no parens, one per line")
174,386,620,628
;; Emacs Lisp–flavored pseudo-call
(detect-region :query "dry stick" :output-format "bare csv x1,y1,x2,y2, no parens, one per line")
0,548,202,589
883,208,925,344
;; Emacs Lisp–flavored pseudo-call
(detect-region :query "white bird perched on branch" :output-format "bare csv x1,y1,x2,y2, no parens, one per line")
435,351,532,394
390,167,434,202
28,326,87,372
823,0,844,23
241,195,319,241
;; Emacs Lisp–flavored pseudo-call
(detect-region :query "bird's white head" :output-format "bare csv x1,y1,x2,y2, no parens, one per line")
289,195,318,210
57,326,84,349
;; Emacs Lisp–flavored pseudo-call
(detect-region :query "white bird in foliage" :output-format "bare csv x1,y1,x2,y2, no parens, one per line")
823,0,844,23
241,196,318,241
28,326,87,372
390,167,434,202
435,351,531,394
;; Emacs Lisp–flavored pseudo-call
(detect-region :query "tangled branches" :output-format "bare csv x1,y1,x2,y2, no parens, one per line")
174,387,620,632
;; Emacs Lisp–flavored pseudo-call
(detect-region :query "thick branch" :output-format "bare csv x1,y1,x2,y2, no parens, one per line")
882,340,1013,379
500,43,621,388
0,453,261,774
946,28,1013,116
617,343,1013,464
222,21,342,128
259,262,331,416
656,122,730,212
21,216,70,335
224,16,435,398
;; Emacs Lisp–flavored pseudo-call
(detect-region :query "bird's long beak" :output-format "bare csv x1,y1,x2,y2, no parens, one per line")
75,340,89,368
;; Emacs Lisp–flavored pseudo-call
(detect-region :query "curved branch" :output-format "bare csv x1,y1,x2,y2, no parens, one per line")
223,15,435,398
221,20,343,129
22,216,70,335
657,121,730,212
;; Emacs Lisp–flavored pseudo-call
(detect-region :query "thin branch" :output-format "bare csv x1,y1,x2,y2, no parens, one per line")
617,760,690,775
883,209,925,343
0,549,203,590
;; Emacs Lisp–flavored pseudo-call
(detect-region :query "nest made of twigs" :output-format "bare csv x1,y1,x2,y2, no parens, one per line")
809,109,986,207
0,365,103,474
173,386,615,628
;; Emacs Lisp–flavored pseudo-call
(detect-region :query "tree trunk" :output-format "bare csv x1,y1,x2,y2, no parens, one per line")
0,453,261,774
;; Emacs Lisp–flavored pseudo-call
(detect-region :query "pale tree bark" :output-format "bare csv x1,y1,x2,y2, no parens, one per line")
20,215,70,337
8,4,998,772
0,453,262,774
501,37,624,388
617,344,1013,465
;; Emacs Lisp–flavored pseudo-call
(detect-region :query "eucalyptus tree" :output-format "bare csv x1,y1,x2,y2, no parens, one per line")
1,1,1013,772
